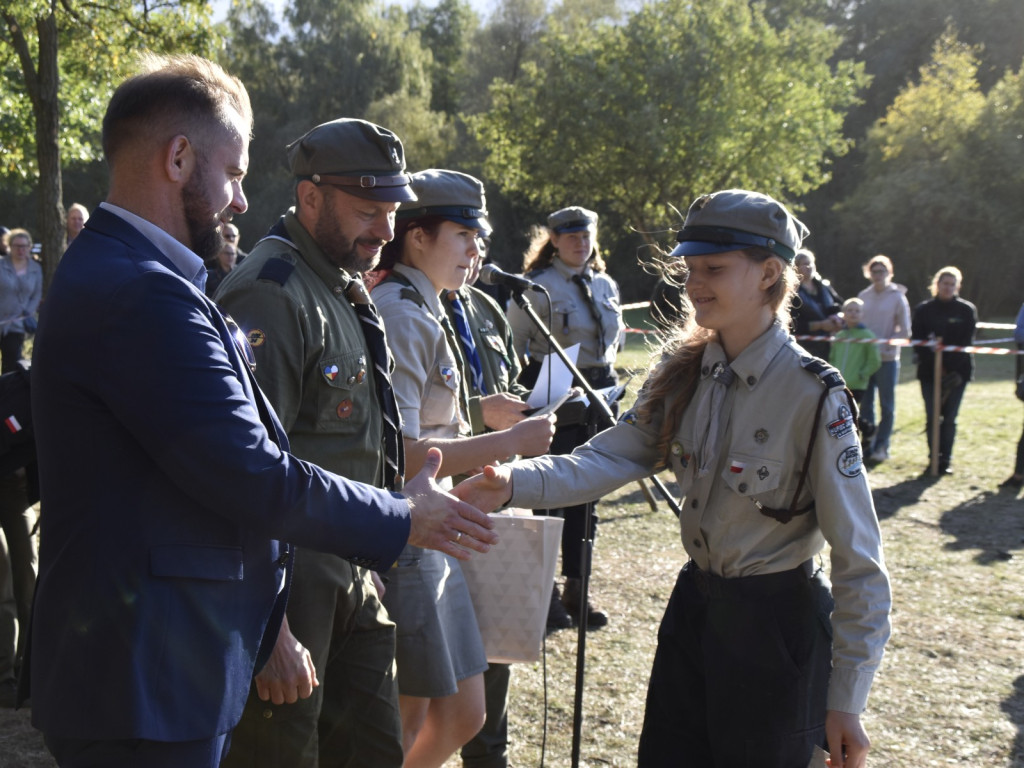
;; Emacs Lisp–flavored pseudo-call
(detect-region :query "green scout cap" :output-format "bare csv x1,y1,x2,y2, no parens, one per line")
398,169,491,235
547,206,597,234
670,189,808,262
285,118,416,203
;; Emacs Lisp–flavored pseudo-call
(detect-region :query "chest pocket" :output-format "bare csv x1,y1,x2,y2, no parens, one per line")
721,453,785,500
315,350,369,429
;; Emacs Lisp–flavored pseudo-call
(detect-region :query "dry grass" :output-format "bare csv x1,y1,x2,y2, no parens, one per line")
4,336,1024,767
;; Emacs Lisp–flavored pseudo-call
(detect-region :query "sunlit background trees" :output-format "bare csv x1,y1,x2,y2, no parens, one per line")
2,0,1022,311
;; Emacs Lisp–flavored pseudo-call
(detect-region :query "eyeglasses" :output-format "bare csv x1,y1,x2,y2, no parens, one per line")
10,241,30,249
223,234,238,241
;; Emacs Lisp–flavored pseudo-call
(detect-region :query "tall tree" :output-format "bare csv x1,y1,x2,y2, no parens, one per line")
0,0,219,289
836,32,1024,313
220,0,442,243
469,0,865,262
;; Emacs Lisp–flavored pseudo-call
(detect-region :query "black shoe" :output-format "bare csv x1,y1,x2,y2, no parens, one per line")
0,679,18,709
561,577,609,629
999,475,1024,490
546,584,573,631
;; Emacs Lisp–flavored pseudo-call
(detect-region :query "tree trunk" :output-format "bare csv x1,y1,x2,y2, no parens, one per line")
34,5,64,295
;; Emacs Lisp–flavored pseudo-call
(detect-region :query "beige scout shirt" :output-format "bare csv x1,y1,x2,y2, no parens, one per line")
372,263,469,441
507,257,624,370
508,322,891,714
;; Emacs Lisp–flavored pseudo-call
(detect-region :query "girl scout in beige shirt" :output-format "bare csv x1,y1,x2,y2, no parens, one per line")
455,190,891,768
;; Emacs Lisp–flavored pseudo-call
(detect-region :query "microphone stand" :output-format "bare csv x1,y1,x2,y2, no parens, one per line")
508,287,681,768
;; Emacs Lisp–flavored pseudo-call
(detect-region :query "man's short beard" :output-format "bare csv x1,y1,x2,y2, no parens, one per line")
315,192,382,274
183,161,224,262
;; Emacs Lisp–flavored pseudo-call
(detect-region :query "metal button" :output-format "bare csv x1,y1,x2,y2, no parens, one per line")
747,375,756,386
262,709,274,719
333,285,344,295
691,499,698,509
738,483,748,493
276,552,290,566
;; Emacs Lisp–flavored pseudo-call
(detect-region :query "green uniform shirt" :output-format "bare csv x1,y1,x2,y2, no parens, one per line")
216,210,386,485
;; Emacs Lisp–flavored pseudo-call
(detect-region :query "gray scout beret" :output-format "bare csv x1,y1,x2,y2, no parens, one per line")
670,189,809,262
547,206,597,234
397,169,491,234
285,118,416,203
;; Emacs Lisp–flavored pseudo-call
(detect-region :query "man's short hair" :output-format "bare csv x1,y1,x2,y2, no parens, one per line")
102,53,253,164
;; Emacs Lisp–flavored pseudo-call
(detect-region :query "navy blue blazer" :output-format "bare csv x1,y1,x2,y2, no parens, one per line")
28,207,410,741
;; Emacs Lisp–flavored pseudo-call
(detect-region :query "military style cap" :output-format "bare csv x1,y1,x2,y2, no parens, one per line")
285,118,416,203
670,189,808,262
547,206,597,234
397,169,491,234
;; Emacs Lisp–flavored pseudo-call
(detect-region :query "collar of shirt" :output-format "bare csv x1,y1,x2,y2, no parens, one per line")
551,255,593,282
392,262,445,320
99,202,208,292
701,321,790,392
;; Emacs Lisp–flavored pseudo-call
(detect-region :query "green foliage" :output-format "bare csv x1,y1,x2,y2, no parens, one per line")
0,0,220,184
836,31,1024,312
469,0,866,259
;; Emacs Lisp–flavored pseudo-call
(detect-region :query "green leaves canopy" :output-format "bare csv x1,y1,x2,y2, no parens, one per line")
470,0,867,246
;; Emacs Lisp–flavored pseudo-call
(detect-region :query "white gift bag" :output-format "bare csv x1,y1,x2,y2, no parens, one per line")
461,512,563,664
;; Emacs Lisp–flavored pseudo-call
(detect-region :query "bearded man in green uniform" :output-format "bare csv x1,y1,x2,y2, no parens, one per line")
216,118,415,768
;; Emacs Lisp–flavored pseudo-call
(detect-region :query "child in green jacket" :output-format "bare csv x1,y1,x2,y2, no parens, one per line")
830,297,882,434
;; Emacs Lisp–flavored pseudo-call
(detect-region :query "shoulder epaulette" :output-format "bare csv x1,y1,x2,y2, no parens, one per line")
400,287,425,307
799,354,846,393
256,255,296,286
379,271,425,307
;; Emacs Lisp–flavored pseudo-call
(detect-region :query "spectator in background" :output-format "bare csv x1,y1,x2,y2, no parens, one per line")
0,228,10,256
65,203,89,246
911,267,976,475
507,206,625,630
205,241,238,298
1000,302,1024,491
790,248,843,359
829,297,882,428
221,221,248,260
0,229,43,373
857,254,911,463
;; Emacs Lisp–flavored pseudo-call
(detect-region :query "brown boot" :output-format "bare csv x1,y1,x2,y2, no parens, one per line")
561,577,608,628
546,583,573,631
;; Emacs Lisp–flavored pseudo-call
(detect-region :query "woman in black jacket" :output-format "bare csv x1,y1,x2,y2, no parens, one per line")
911,266,977,475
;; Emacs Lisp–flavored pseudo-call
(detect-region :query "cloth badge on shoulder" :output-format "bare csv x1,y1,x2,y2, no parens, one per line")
837,445,863,477
247,329,266,347
621,409,639,425
323,364,340,382
440,365,457,385
5,415,21,434
827,405,854,440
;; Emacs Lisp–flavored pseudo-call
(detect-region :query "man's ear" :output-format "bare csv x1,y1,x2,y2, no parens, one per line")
296,179,322,213
164,135,194,184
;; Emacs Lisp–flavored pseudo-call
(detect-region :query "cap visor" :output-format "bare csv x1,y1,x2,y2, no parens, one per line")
344,185,418,204
669,241,755,258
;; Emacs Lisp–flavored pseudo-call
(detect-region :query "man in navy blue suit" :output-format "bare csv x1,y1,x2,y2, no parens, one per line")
25,53,496,768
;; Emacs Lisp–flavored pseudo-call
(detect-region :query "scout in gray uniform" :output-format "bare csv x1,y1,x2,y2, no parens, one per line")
216,118,415,768
446,245,530,768
455,190,892,768
507,206,624,628
371,170,555,768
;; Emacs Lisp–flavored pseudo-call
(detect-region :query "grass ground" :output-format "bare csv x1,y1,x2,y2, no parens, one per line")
3,317,1023,767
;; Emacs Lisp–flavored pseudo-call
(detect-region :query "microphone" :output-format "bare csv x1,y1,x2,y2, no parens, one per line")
479,264,544,293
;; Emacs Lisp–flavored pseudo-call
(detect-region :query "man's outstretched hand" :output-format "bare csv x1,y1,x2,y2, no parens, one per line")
404,447,498,560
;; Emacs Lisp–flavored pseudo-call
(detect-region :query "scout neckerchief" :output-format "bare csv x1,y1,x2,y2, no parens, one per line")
345,276,406,491
448,290,487,395
571,271,607,360
692,360,735,479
